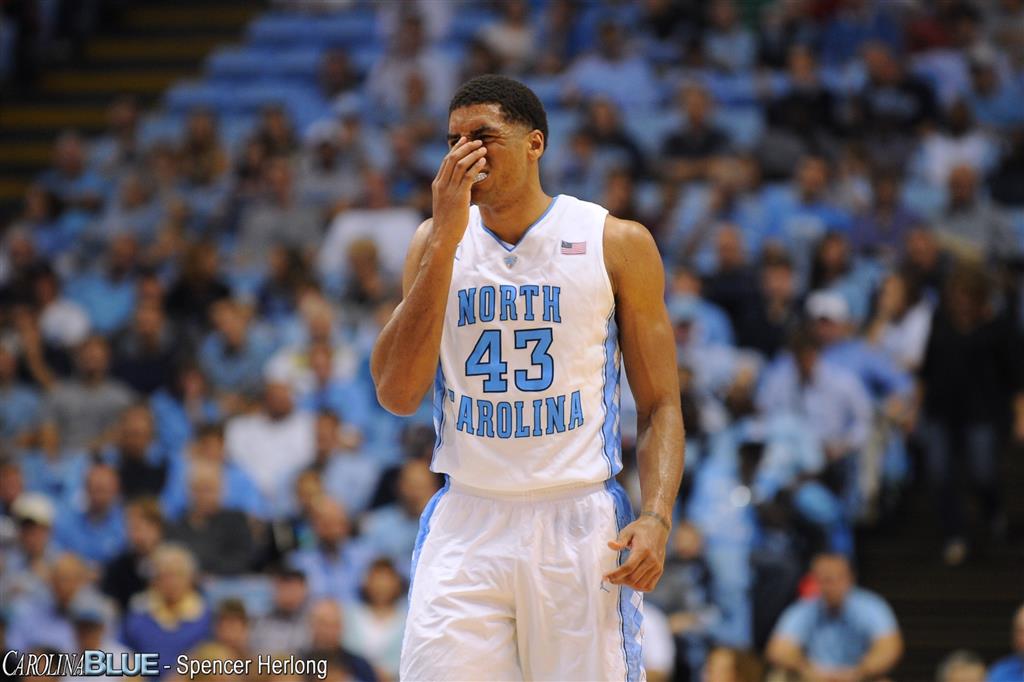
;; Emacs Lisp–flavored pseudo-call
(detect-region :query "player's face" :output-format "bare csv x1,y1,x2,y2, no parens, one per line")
447,104,539,207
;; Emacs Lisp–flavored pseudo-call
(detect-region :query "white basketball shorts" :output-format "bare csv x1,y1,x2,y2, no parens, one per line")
400,477,645,681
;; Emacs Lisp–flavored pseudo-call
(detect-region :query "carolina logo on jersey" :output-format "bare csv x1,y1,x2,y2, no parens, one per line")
503,255,518,268
451,283,584,439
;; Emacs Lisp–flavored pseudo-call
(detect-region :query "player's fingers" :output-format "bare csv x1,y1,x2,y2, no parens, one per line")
603,558,638,583
628,566,661,592
435,136,469,184
443,139,483,184
630,565,662,592
454,147,487,181
604,549,650,583
457,157,488,190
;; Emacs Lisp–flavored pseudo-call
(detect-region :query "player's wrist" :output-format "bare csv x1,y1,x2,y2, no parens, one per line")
639,510,671,532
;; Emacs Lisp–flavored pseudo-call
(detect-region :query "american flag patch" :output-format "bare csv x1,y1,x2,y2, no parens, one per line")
560,240,586,255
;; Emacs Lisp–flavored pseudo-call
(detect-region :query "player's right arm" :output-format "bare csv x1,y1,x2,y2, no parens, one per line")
370,137,487,415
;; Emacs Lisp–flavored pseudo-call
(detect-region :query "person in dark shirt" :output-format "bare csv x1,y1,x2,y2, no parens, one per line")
662,84,731,183
989,129,1024,207
104,404,167,499
902,227,953,303
111,301,179,395
101,497,165,610
164,241,231,344
735,252,802,358
648,521,719,682
703,225,759,333
919,263,1024,565
850,42,938,169
757,45,840,180
167,460,254,576
580,98,647,179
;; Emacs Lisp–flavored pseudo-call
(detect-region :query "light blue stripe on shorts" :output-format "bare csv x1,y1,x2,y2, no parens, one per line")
605,478,643,682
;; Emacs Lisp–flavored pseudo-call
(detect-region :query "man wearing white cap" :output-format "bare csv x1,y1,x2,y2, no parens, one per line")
806,290,916,515
756,328,873,519
1,493,58,603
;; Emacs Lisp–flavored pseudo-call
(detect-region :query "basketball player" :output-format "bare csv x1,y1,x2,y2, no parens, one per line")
371,75,685,681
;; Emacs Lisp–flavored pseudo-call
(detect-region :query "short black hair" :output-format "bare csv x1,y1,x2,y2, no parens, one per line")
449,75,548,149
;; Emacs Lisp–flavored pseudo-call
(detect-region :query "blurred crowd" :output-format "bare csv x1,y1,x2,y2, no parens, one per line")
2,0,1024,680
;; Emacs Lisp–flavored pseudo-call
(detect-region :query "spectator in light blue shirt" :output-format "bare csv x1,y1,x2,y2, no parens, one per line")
52,463,126,565
6,553,98,652
2,493,60,605
0,344,41,446
806,290,914,402
988,603,1024,682
767,553,903,680
149,364,222,457
288,496,373,602
198,299,278,397
758,331,874,517
65,234,139,335
764,157,853,284
704,0,756,73
757,333,873,460
966,53,1024,133
564,21,660,111
314,412,380,517
36,131,109,214
160,423,268,521
360,459,440,580
669,269,735,347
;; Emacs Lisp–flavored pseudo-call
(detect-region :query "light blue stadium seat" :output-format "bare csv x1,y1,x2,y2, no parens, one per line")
234,83,314,112
206,46,278,82
164,81,233,115
248,10,378,49
247,13,322,48
275,47,325,85
318,10,379,47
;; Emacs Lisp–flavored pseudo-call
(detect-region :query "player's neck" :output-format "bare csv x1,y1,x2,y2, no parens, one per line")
478,188,553,246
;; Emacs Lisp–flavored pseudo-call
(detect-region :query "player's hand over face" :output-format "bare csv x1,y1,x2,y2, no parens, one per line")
604,515,669,592
431,136,487,244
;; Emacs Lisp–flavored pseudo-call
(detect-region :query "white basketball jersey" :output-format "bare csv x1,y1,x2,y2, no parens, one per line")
432,194,622,491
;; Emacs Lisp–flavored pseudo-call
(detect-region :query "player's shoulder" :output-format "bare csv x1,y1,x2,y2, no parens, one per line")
601,211,660,271
603,214,656,251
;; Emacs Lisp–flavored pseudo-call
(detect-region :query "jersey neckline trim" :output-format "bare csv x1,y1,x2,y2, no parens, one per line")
479,194,562,252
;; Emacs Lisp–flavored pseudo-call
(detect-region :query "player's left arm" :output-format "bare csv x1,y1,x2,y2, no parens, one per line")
602,216,685,593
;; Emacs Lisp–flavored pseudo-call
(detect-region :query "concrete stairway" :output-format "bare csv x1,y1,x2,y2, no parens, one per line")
856,443,1024,680
0,0,265,217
